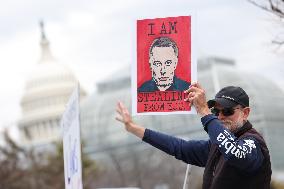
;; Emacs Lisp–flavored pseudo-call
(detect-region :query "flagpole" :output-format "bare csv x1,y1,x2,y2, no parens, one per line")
182,164,191,189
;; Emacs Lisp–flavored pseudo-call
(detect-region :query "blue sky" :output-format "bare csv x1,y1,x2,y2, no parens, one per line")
0,0,284,129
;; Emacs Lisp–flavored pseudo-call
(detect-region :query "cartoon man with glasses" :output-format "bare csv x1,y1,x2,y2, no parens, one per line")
138,37,190,92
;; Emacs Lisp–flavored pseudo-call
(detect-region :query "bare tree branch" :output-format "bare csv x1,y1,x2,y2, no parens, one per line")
272,39,284,44
248,0,284,47
0,136,98,189
248,0,284,18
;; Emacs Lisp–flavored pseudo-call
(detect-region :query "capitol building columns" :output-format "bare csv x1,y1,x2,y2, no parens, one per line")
18,22,86,149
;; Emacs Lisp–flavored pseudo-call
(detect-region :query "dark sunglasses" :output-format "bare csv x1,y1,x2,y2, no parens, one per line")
211,107,241,116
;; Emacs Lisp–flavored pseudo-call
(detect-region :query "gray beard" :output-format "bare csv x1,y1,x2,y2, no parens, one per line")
222,120,244,133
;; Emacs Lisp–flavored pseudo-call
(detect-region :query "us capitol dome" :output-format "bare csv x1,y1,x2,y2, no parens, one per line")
18,22,86,148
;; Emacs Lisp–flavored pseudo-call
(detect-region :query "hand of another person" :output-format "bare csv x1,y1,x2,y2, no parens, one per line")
184,82,211,117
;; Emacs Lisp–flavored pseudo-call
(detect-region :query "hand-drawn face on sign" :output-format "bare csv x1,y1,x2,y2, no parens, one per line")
149,37,179,91
135,16,195,114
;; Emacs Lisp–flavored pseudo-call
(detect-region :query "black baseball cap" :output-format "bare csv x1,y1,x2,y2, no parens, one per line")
207,86,249,108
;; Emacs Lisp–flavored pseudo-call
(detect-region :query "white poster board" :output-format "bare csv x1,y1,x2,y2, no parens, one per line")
61,85,83,189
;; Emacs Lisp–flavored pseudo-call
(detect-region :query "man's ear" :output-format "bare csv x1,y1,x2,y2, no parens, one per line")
149,56,153,71
243,107,250,121
173,57,178,70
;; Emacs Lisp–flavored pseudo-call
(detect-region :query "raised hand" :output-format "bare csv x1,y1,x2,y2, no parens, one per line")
184,82,211,117
116,102,133,130
115,101,145,138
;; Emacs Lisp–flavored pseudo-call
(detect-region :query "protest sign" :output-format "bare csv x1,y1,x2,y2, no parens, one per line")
61,85,83,189
132,15,197,115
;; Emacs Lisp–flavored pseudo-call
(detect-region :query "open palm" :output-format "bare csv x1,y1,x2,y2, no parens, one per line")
116,102,132,126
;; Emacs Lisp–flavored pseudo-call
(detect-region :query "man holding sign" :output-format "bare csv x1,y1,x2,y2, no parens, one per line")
116,83,271,189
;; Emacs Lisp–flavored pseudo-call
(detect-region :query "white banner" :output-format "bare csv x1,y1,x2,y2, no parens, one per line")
61,84,83,189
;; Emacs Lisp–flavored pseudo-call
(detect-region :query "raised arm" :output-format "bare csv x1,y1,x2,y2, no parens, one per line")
115,101,210,167
115,101,145,138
